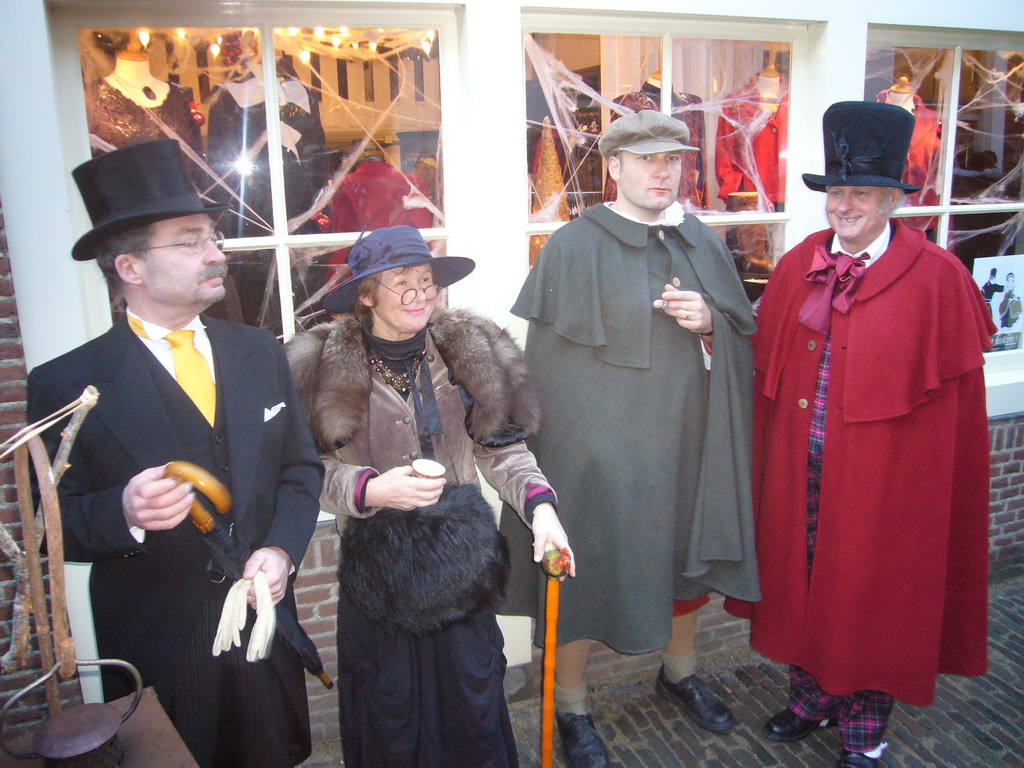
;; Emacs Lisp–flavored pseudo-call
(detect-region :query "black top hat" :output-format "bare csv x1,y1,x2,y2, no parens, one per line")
71,139,229,261
322,226,475,314
802,101,920,193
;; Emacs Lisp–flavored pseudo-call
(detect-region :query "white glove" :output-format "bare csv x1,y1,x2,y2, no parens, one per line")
213,577,251,656
246,570,276,661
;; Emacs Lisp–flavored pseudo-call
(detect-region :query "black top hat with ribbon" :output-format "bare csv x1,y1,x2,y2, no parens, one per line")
322,226,475,314
71,139,228,261
801,101,920,193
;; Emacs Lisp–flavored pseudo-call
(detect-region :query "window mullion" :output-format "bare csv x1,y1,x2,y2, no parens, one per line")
257,25,294,339
936,45,965,249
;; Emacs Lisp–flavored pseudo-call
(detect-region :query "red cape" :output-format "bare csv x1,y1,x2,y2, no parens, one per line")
727,222,994,705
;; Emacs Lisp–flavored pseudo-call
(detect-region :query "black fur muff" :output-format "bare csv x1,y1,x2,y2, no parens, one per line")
338,484,511,635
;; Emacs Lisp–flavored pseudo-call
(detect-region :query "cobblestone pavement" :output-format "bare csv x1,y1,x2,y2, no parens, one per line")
507,570,1024,768
302,568,1022,767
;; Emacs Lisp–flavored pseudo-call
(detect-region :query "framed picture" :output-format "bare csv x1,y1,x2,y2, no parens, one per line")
973,254,1024,352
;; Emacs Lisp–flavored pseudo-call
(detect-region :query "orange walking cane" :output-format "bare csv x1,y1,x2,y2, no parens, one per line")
540,543,573,768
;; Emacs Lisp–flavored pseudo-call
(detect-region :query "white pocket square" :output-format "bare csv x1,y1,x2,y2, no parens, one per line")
263,402,287,422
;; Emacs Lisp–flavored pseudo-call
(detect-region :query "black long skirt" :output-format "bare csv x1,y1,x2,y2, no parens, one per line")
336,590,518,768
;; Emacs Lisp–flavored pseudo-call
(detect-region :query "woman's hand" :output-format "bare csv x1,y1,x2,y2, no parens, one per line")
531,502,576,577
364,465,445,510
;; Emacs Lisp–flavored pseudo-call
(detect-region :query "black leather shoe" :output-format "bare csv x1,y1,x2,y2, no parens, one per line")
836,750,879,767
763,708,831,743
654,668,738,734
556,712,610,768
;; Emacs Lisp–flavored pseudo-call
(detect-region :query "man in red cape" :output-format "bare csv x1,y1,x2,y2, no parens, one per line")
727,101,994,768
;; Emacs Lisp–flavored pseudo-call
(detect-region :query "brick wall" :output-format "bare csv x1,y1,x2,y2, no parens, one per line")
0,205,84,738
990,413,1024,567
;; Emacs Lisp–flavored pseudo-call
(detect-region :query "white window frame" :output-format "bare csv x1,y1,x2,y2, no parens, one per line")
50,3,461,342
868,25,1024,411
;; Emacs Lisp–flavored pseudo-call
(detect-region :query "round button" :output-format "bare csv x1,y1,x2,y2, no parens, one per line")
671,276,681,288
797,398,809,409
410,451,420,460
426,354,435,363
221,464,230,473
658,230,665,241
402,416,411,424
807,340,817,351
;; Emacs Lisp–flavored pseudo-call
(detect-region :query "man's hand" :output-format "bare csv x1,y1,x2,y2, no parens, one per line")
531,503,576,578
243,546,293,606
655,286,713,336
364,466,445,510
122,466,194,531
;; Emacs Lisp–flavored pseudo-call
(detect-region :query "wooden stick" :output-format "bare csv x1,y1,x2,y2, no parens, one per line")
14,444,59,714
0,388,98,674
541,576,560,768
29,436,76,679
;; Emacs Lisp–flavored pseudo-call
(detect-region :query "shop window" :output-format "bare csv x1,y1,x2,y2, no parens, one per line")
867,41,1024,351
864,43,1024,249
864,46,951,238
77,24,443,333
523,32,790,296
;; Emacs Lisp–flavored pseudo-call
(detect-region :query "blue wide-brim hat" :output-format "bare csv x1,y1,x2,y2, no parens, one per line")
322,226,475,314
71,139,229,261
801,101,920,193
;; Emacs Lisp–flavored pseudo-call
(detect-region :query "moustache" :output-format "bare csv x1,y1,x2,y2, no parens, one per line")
200,265,229,282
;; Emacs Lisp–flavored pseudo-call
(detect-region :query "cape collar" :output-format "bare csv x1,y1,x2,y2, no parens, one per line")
584,201,701,248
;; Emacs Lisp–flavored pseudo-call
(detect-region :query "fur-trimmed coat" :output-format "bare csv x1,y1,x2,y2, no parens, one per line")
286,309,553,527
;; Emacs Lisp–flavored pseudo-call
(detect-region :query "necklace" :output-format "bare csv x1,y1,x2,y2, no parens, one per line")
369,352,420,395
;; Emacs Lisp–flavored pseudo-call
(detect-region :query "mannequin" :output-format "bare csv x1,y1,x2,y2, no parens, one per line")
755,62,782,113
886,76,916,112
86,35,201,156
206,57,328,238
715,54,788,211
103,41,170,107
875,75,942,231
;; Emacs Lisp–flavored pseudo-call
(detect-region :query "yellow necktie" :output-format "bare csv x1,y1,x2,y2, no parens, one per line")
129,316,216,425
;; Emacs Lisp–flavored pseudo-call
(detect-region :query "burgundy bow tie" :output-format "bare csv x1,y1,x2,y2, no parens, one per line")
797,245,868,334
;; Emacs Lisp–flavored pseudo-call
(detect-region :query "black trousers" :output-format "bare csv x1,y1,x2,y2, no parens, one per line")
162,592,311,768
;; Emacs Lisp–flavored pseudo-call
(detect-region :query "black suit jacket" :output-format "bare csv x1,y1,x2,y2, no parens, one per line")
26,317,324,705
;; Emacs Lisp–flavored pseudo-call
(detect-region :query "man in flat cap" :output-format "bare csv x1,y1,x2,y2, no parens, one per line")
726,101,993,767
27,139,323,768
508,109,759,767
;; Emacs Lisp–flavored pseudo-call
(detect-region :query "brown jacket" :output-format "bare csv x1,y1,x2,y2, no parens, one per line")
286,309,552,529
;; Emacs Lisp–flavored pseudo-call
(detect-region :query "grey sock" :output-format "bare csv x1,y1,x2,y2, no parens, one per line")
660,651,698,683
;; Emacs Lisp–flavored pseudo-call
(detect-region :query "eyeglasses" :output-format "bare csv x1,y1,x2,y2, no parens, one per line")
148,231,225,256
374,280,440,305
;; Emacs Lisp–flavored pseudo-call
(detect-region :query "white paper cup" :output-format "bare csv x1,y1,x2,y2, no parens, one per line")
410,458,446,480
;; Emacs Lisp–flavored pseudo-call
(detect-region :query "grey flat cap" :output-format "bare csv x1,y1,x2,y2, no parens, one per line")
597,109,696,159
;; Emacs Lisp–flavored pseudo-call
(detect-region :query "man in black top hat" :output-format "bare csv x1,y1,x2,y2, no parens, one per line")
26,138,324,768
726,101,994,768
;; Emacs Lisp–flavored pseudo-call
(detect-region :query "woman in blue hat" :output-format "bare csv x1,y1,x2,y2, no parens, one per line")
287,225,573,767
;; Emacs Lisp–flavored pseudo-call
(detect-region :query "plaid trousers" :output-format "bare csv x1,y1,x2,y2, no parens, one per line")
790,334,895,753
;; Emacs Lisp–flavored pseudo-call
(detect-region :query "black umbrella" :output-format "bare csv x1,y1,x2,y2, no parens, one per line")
165,461,333,689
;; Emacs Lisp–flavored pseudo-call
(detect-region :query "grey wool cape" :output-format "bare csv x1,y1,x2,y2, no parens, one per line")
503,203,759,653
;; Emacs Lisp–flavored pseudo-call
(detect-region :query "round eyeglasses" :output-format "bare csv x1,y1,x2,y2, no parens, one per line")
148,231,225,256
375,280,441,305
